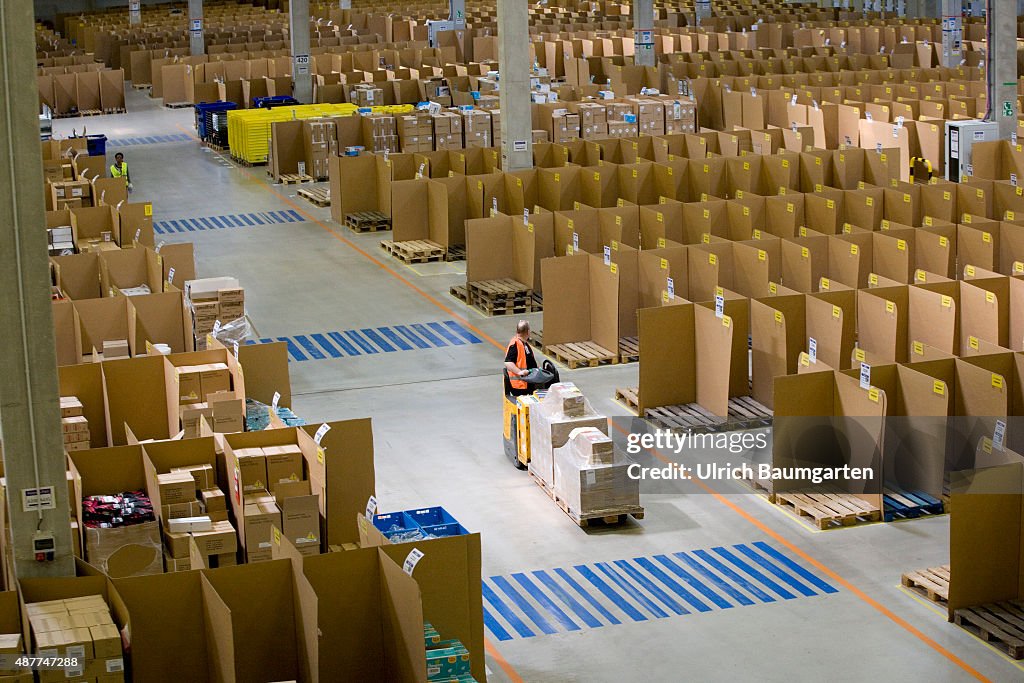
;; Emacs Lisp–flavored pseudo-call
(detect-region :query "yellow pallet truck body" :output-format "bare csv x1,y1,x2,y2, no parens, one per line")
502,361,559,470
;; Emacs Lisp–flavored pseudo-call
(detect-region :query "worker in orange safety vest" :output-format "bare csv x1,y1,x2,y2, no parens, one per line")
504,320,538,396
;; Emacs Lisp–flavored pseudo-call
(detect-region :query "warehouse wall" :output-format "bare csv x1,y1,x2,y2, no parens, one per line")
34,1,276,26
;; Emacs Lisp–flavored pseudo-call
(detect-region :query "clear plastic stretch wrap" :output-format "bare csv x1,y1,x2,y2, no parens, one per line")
528,383,609,490
554,427,640,517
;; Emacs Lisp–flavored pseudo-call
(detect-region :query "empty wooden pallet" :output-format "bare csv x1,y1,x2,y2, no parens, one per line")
297,186,330,207
954,601,1024,659
773,488,882,530
164,101,192,109
449,284,470,304
618,336,639,363
545,341,618,369
527,330,544,351
615,387,639,412
644,403,724,431
381,239,444,264
445,244,466,262
468,279,537,316
345,211,391,233
555,496,645,529
278,173,313,185
883,488,945,521
901,565,950,605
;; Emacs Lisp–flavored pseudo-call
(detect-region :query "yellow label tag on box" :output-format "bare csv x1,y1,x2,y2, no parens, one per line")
866,197,873,207
753,229,762,240
774,310,783,323
528,223,534,233
1015,261,1024,274
933,381,944,396
703,209,710,219
913,341,924,355
758,250,766,262
897,239,906,251
144,204,153,216
850,244,859,255
924,216,933,226
709,254,717,265
554,173,560,182
615,216,622,226
769,282,778,294
868,388,879,403
965,265,975,277
986,291,995,304
993,374,1004,390
632,169,638,178
610,263,618,274
660,258,668,270
820,278,830,290
662,291,670,303
943,191,951,201
963,213,972,224
869,273,879,286
885,300,895,314
657,237,666,248
667,166,673,175
722,316,731,328
881,220,890,230
939,236,948,247
702,233,710,244
854,348,865,362
832,305,841,319
799,227,808,237
969,336,980,350
976,189,984,199
983,232,991,243
941,295,952,308
715,286,724,297
800,353,810,367
611,240,619,250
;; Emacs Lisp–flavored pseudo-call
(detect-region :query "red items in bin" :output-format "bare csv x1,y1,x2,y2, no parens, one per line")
82,490,155,528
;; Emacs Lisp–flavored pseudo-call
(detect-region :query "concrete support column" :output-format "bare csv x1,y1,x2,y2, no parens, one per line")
695,0,712,25
0,0,75,579
290,0,313,104
129,0,141,25
986,0,1017,138
633,0,655,67
189,0,204,57
340,0,352,8
449,0,466,24
940,0,963,66
967,0,984,14
497,0,532,170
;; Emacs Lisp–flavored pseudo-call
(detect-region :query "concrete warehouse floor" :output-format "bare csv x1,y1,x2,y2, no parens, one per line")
51,91,1023,683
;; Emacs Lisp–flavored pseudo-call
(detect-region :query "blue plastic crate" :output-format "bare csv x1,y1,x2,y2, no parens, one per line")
372,511,416,533
85,134,107,157
421,522,467,538
407,506,458,528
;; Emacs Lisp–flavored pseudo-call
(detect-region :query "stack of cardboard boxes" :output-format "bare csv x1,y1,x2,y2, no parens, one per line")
475,94,500,110
606,102,638,137
50,180,91,210
185,276,245,351
664,99,698,134
361,113,400,153
175,361,244,436
550,110,581,144
303,118,339,181
491,109,502,149
0,630,27,682
397,111,435,153
349,83,384,107
232,443,320,561
461,109,492,148
60,396,89,453
433,112,464,150
26,596,124,683
630,98,666,136
578,102,609,139
158,463,236,571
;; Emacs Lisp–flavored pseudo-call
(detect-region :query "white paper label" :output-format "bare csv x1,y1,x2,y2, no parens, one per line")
714,294,725,318
585,470,597,485
876,142,882,153
572,232,579,251
808,337,817,363
994,419,1007,450
492,197,498,214
272,392,281,411
212,320,222,336
155,240,165,253
667,277,675,299
232,341,239,358
859,362,871,390
106,658,124,673
313,422,331,445
294,54,310,75
403,547,425,575
514,140,527,152
1012,173,1018,187
603,246,611,265
866,112,873,122
134,228,141,242
167,267,175,283
365,495,378,520
523,209,529,225
417,162,426,179
297,161,306,176
21,486,55,512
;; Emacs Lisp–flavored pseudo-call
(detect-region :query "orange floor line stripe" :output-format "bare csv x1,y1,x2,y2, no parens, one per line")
484,637,526,683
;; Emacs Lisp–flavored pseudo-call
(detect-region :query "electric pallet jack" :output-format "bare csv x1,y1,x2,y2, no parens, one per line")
502,361,560,470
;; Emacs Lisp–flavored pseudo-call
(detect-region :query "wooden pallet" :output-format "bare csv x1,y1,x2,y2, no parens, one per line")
381,239,444,264
744,478,775,502
645,403,724,430
527,330,544,351
445,244,466,262
901,565,950,605
278,173,313,185
468,278,537,315
345,211,391,233
230,156,265,167
546,341,618,369
164,101,193,109
131,83,152,90
774,488,882,530
883,487,945,522
618,336,639,363
296,186,330,207
449,284,470,304
554,495,645,528
954,601,1024,659
615,387,639,412
529,470,556,500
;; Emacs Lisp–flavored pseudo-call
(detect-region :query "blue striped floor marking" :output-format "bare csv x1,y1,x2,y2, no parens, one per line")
107,133,191,147
252,322,482,361
483,543,837,642
153,210,303,234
